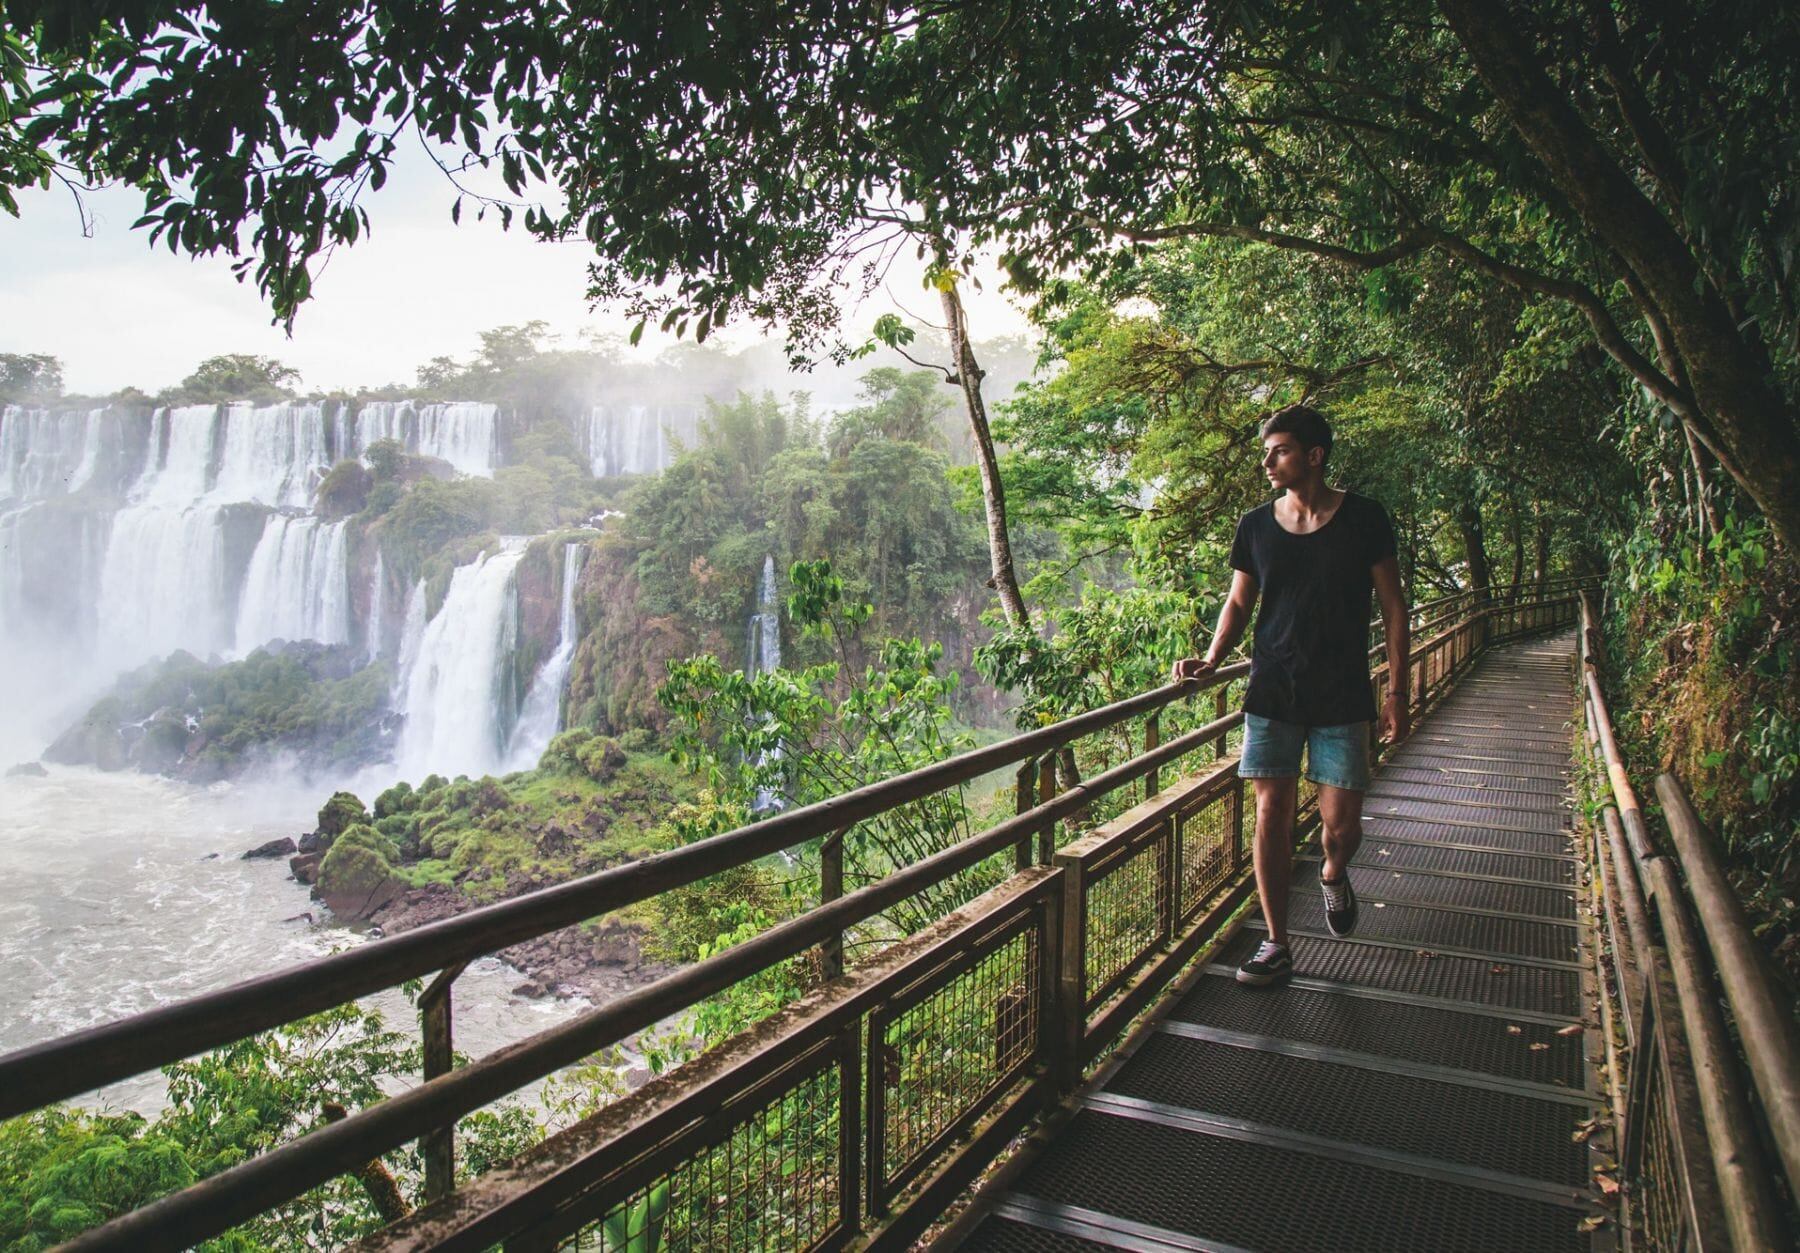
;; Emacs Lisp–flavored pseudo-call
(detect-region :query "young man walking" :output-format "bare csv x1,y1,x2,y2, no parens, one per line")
1174,405,1410,985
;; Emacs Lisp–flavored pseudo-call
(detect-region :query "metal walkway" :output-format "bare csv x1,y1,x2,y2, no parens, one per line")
956,636,1606,1253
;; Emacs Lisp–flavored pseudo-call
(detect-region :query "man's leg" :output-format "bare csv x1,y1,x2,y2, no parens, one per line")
1318,785,1365,882
1253,776,1300,943
1309,722,1373,936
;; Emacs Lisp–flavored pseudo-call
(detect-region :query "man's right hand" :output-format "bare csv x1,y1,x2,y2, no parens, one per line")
1171,656,1217,683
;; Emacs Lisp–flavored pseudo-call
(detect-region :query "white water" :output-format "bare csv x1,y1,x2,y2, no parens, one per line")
209,403,333,508
233,516,352,652
581,404,701,477
0,768,588,1115
353,401,499,477
366,550,387,662
747,555,783,813
394,543,527,780
506,542,587,771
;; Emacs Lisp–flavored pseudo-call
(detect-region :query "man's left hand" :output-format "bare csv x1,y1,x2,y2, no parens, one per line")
1380,692,1410,744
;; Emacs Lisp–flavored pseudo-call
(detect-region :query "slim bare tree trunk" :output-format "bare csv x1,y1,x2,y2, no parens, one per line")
940,283,1031,630
1455,501,1493,598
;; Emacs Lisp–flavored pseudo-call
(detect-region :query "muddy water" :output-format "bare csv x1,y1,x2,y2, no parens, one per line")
0,767,589,1116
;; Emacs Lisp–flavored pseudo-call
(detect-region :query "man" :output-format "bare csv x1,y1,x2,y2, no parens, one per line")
1173,404,1410,986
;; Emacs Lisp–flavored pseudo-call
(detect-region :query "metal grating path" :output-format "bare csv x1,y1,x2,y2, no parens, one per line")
958,635,1606,1253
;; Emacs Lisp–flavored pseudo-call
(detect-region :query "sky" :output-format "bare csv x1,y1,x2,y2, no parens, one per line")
0,144,1035,398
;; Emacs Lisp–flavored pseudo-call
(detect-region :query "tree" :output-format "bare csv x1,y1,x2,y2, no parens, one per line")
0,352,62,403
162,354,300,405
10,1,1797,546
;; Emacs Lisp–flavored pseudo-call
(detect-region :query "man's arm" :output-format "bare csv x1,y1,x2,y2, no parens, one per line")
1373,556,1410,742
1173,570,1259,682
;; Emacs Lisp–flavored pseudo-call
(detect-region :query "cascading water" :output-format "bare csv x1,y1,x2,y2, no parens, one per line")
209,403,332,508
393,542,528,780
581,404,701,477
505,541,588,771
232,516,351,652
365,551,387,663
746,555,784,813
353,401,499,477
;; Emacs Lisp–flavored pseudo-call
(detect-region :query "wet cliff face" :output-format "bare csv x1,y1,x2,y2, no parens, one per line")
564,536,731,736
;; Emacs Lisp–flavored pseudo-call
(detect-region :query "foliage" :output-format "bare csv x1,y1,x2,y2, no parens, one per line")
158,355,299,405
0,353,62,403
44,646,393,781
660,559,1003,935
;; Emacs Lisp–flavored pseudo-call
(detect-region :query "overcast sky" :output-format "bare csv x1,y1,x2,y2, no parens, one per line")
0,146,1034,398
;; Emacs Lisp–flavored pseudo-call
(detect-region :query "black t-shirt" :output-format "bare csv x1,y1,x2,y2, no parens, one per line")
1227,491,1397,726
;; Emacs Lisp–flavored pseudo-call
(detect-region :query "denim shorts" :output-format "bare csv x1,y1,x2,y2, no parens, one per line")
1239,713,1371,792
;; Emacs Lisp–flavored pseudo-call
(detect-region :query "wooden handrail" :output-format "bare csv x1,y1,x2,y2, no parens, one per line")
1654,772,1800,1205
1579,591,1786,1251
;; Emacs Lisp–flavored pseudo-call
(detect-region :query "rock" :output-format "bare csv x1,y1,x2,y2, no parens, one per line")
512,977,548,999
289,851,323,884
200,852,220,861
297,829,329,854
6,761,47,778
282,911,315,925
242,836,298,860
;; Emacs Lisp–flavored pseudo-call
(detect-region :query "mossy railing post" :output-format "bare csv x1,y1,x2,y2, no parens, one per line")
1210,687,1228,759
1143,713,1161,797
418,961,466,1204
1014,762,1036,871
820,829,846,979
1036,757,1057,864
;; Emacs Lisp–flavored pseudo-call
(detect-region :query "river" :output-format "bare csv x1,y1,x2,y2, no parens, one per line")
0,766,589,1116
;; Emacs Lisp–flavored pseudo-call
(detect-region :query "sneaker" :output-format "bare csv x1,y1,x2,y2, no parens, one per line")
1236,939,1293,986
1322,871,1359,937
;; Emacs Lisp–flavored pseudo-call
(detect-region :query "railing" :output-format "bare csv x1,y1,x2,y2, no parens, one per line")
0,580,1586,1253
1578,592,1799,1251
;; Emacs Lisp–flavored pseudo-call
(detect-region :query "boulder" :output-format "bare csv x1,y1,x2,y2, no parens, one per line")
297,829,330,854
6,761,47,778
242,836,298,860
289,852,324,884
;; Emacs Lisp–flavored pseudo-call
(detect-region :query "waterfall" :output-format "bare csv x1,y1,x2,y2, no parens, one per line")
746,554,781,677
0,406,124,502
365,551,387,662
746,555,783,813
353,401,499,477
505,541,587,771
582,404,700,477
393,543,527,779
209,403,331,508
233,516,351,653
97,504,231,666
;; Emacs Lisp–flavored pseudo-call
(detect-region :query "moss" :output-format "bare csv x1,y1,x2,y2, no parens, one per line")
317,791,370,841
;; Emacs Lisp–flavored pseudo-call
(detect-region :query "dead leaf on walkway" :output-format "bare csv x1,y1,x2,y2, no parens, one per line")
1490,963,1511,975
1506,1025,1524,1035
1529,1042,1551,1051
1557,1023,1583,1036
1577,1215,1607,1233
1595,1174,1620,1195
1415,949,1438,959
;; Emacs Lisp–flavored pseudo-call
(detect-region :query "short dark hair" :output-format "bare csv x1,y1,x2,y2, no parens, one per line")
1260,403,1333,465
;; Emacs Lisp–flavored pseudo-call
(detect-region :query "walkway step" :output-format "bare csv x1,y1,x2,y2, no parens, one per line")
964,1109,1594,1253
953,635,1602,1253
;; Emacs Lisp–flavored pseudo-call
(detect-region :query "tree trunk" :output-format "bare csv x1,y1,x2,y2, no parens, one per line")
1531,514,1551,590
1441,0,1800,552
940,283,1032,629
1455,501,1493,598
1506,503,1525,599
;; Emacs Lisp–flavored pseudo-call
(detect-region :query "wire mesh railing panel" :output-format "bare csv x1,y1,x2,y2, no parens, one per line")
870,914,1043,1206
1634,1053,1688,1253
1175,785,1237,925
1082,833,1170,1010
558,1051,848,1253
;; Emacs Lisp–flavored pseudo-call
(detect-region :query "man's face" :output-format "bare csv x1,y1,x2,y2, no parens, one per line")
1261,433,1319,489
